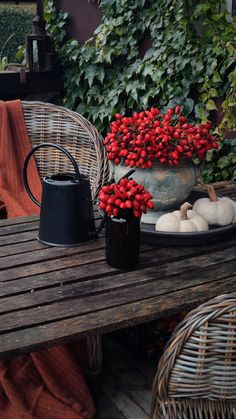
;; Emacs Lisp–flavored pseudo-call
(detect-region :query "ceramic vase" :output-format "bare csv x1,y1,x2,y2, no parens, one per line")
105,216,140,268
113,160,202,224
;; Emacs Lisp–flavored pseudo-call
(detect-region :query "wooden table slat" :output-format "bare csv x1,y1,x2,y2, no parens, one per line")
0,221,39,237
1,242,236,301
0,248,235,336
0,231,41,247
1,233,236,282
0,235,234,296
0,240,46,258
1,274,236,358
0,240,106,270
0,215,38,227
0,183,235,358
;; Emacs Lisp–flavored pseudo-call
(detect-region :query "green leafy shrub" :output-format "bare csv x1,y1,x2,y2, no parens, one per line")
0,7,34,62
45,0,236,135
203,138,236,182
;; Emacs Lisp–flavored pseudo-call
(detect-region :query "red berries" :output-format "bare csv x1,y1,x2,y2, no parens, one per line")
175,105,181,114
98,178,154,218
104,107,218,168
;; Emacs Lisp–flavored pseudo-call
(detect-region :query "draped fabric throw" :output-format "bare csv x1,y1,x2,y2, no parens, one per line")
0,100,95,418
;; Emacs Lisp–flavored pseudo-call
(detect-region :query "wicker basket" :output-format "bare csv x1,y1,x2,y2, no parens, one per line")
152,293,236,419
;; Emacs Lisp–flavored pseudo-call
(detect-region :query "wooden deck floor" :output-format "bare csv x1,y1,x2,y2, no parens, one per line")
91,337,157,419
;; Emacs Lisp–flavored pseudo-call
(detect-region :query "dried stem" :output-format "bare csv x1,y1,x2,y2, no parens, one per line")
180,202,192,220
207,184,218,202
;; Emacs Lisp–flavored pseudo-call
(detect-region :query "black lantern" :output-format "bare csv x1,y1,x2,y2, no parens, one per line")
26,0,54,72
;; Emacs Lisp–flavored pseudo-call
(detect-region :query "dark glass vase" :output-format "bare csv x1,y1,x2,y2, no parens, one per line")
106,216,141,269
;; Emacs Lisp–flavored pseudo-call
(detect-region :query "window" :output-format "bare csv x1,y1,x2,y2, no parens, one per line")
232,0,236,15
225,0,236,15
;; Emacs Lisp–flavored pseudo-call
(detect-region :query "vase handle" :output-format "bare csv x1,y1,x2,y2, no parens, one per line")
119,169,135,180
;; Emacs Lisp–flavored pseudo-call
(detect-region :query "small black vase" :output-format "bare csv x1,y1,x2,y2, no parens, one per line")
106,216,140,269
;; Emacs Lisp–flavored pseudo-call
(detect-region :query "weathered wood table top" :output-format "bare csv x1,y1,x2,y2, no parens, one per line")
0,182,236,359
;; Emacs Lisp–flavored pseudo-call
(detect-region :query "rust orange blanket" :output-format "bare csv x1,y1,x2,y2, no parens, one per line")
0,100,95,419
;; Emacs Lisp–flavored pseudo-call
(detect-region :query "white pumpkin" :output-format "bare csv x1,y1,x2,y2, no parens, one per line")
155,202,209,233
193,185,235,226
223,197,236,223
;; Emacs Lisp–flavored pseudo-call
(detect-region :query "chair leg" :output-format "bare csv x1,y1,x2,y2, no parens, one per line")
86,335,103,374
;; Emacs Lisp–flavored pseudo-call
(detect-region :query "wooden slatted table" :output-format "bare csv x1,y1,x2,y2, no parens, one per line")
0,182,236,359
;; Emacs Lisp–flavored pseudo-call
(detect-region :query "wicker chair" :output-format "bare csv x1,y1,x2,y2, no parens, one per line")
22,101,111,371
151,293,236,419
22,101,110,199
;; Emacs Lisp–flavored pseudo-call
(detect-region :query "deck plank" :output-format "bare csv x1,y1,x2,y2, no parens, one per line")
100,373,149,419
93,338,155,419
93,386,126,419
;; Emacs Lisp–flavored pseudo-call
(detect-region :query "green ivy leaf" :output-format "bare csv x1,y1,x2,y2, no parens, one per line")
208,88,218,98
206,100,217,111
127,96,134,107
84,65,99,87
217,156,231,169
100,46,113,63
212,71,222,83
96,66,105,83
193,3,211,18
201,93,208,102
76,102,89,115
182,98,194,114
221,168,230,178
227,139,236,146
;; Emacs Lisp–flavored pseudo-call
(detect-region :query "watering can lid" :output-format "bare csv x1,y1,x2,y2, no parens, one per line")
44,172,89,185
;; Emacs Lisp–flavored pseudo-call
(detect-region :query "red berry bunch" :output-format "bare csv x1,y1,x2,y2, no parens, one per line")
104,106,219,168
98,178,154,219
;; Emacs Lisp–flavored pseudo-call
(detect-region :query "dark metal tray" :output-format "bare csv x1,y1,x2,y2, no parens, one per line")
141,190,236,246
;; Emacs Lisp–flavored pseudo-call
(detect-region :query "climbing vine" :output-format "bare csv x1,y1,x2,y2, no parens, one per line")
45,0,236,137
203,138,236,182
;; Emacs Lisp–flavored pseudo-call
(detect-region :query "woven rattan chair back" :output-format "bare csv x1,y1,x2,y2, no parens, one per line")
22,101,111,198
152,293,236,419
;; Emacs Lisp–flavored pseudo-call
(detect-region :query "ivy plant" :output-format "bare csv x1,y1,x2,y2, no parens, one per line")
45,0,236,139
203,138,236,182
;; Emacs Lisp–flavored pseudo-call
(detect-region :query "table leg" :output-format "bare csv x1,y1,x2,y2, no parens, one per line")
87,335,103,374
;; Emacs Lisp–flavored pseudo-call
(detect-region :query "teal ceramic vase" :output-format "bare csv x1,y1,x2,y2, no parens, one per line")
113,160,202,224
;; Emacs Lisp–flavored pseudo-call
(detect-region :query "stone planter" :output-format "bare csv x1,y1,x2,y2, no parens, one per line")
113,160,202,224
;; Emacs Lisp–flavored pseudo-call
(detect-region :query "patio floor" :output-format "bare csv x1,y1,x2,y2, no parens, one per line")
91,336,157,419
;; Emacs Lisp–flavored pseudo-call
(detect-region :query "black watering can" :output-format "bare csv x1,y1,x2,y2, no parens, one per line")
23,143,96,247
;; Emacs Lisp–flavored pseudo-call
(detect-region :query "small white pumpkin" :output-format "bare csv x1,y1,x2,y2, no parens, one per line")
223,197,236,223
155,202,209,232
193,185,235,226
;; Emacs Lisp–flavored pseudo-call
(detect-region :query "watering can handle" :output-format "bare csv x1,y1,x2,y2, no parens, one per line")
23,142,81,207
